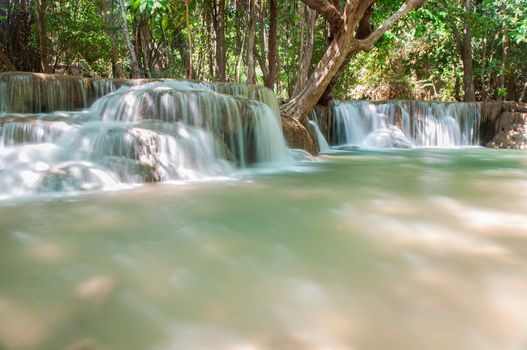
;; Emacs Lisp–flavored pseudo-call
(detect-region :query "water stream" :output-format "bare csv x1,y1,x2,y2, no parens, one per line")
332,101,480,148
1,148,526,349
0,74,292,200
1,74,527,350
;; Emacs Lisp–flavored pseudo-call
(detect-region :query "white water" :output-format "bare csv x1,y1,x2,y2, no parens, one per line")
2,148,527,350
333,101,480,148
307,112,331,153
0,75,292,200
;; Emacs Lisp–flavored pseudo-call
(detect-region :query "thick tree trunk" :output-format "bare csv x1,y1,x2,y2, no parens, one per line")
256,0,269,79
247,0,257,84
213,0,226,81
302,0,342,34
318,4,374,106
264,0,278,89
281,0,427,121
117,0,142,78
461,0,476,101
292,5,316,95
0,48,16,71
101,0,123,78
139,17,152,78
36,0,52,73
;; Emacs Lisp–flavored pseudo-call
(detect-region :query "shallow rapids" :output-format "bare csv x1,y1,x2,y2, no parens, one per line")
1,148,527,350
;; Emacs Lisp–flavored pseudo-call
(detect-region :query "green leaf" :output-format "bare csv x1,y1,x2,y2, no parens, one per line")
139,0,147,13
131,0,141,11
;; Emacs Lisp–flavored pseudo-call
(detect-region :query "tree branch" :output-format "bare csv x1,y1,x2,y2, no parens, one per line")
301,0,343,32
357,0,427,51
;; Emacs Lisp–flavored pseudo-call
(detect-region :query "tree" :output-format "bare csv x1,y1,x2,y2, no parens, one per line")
212,0,226,81
281,0,428,122
292,4,317,95
36,0,52,73
101,0,124,78
117,0,142,78
264,0,278,89
449,0,476,101
247,0,257,84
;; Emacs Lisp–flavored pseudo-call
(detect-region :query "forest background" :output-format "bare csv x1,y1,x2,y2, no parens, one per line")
1,0,526,110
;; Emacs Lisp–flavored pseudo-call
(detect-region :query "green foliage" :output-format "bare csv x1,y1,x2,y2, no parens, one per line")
43,0,113,76
334,0,527,101
3,0,526,103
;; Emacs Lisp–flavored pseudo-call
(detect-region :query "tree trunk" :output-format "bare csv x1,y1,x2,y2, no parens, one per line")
212,0,226,81
318,4,374,106
264,0,278,89
281,0,427,121
462,0,476,101
247,0,257,84
101,0,123,78
117,0,142,78
205,2,214,78
480,36,488,101
292,5,316,95
138,17,152,78
36,0,52,73
0,48,16,71
498,22,509,100
174,32,193,79
185,0,193,79
256,0,269,79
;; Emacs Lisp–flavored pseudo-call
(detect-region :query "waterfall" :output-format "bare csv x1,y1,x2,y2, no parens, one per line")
0,72,117,113
307,112,330,153
332,101,481,148
0,73,292,199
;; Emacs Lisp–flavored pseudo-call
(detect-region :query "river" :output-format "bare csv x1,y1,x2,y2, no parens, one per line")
1,147,526,350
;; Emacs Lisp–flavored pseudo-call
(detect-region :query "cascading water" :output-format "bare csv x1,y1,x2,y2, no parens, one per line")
307,112,331,153
332,100,481,148
0,72,117,113
0,73,292,200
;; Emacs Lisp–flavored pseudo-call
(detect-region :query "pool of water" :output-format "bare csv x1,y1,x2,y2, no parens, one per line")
1,148,527,350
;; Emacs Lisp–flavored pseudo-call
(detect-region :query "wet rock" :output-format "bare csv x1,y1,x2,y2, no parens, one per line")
480,101,527,147
487,119,527,149
281,115,318,155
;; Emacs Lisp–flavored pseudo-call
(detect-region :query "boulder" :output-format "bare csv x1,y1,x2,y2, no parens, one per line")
281,115,318,155
480,101,527,148
486,112,527,149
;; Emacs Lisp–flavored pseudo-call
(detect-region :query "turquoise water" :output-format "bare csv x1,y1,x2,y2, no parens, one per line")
1,148,527,350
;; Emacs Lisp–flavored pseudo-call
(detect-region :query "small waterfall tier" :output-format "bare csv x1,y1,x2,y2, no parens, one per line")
0,72,280,115
307,112,330,153
332,101,481,148
0,73,291,200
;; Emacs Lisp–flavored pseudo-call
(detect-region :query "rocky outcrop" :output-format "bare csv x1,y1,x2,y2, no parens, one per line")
480,101,527,149
313,104,335,145
281,115,319,155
